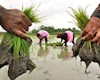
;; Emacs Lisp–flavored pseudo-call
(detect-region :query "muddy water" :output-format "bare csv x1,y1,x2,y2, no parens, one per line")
0,36,100,80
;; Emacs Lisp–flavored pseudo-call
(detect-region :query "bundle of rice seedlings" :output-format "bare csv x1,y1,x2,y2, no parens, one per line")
67,6,100,72
67,6,89,31
0,4,40,80
46,41,63,46
22,4,40,23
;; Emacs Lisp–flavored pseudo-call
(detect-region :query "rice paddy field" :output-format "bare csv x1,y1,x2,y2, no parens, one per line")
0,35,100,80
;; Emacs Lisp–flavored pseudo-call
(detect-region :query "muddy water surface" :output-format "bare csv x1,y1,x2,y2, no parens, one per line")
0,36,100,80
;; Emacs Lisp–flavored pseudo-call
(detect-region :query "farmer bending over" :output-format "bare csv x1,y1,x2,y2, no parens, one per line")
0,5,32,39
37,30,50,45
57,31,74,46
82,4,100,45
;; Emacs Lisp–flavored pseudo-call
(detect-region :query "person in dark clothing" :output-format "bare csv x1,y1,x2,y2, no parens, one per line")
57,33,68,46
57,31,74,46
60,33,68,46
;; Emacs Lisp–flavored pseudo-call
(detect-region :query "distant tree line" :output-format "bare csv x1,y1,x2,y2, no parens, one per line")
29,25,81,35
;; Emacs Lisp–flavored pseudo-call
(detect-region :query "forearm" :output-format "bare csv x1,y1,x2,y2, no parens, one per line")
91,4,100,18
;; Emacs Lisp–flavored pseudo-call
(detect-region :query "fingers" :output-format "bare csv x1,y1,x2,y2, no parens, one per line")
21,28,27,33
81,20,93,37
91,30,100,44
12,29,28,39
17,21,29,31
82,25,97,40
82,28,100,45
18,15,32,31
81,17,100,37
9,9,32,30
21,15,32,26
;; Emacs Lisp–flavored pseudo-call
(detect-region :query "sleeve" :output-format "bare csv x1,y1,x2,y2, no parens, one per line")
91,4,100,18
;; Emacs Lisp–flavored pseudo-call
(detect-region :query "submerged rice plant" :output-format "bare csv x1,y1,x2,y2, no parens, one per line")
46,42,63,46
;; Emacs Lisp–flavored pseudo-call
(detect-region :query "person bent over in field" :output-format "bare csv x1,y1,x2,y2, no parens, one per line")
37,30,50,45
57,31,74,46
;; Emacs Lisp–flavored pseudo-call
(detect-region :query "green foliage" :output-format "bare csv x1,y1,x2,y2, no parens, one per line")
67,6,89,30
31,29,39,34
30,25,80,35
22,4,41,23
20,39,30,56
46,42,63,46
13,35,21,58
4,33,31,59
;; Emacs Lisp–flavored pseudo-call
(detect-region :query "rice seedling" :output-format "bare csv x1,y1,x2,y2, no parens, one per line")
67,6,89,30
22,4,41,23
46,41,63,46
67,6,100,72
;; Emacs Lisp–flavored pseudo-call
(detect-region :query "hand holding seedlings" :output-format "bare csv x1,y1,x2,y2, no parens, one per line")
82,4,100,45
0,4,40,80
0,5,32,39
69,4,100,72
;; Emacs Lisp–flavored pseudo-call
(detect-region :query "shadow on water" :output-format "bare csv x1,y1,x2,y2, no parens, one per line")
35,43,74,61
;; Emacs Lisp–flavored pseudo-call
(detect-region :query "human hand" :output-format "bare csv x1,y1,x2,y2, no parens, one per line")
0,5,32,39
81,17,100,44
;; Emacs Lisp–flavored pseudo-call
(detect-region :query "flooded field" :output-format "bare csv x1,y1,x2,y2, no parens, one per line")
0,35,100,80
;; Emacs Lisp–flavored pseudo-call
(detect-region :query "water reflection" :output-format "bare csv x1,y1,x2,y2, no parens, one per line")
0,36,99,80
57,46,73,60
36,44,73,61
37,45,49,57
